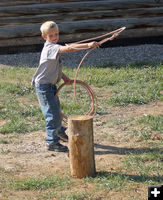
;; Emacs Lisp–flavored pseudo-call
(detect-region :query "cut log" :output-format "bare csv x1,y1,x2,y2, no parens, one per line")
1,17,163,40
1,0,163,17
68,115,95,178
1,7,163,26
1,26,163,48
0,0,86,7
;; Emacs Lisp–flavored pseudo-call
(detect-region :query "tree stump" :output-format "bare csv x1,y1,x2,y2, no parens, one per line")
68,115,96,178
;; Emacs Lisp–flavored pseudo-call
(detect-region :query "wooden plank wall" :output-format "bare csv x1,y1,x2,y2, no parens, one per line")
0,0,163,53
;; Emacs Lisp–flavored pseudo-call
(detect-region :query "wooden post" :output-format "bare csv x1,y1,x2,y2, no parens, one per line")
68,115,96,178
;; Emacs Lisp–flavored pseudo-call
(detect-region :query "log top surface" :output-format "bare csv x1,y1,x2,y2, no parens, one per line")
68,115,93,121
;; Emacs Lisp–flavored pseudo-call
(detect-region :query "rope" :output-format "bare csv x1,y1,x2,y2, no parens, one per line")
68,27,126,45
56,27,126,120
55,79,97,123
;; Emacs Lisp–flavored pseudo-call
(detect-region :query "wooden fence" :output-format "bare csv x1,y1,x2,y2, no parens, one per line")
0,0,163,53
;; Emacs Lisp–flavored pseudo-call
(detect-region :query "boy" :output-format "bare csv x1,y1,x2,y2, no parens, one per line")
32,21,99,152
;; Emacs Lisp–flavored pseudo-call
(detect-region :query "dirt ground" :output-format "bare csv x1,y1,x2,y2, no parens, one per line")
0,100,162,200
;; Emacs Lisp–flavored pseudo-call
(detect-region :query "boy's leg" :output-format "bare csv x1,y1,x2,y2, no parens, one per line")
57,126,68,142
35,84,68,147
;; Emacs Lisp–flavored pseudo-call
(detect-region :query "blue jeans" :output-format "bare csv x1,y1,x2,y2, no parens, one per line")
35,83,63,144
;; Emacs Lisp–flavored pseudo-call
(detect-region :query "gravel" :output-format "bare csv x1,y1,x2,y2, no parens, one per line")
0,44,163,68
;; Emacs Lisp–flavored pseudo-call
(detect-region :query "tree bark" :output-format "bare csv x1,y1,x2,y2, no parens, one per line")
68,115,96,178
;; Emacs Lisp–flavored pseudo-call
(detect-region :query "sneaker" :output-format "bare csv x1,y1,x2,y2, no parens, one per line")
46,142,68,152
57,131,68,142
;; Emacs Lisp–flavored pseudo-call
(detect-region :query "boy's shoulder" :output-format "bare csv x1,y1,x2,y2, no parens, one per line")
42,41,61,53
44,41,61,48
41,41,62,59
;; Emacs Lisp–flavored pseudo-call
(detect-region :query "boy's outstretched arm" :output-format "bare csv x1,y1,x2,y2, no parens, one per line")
59,41,99,53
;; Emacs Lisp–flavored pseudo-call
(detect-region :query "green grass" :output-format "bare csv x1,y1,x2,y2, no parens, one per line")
127,114,163,142
0,64,163,200
0,69,45,134
0,65,162,129
64,64,163,106
131,130,151,140
84,172,129,191
138,115,163,132
121,150,163,184
41,192,89,200
13,175,73,191
0,100,44,134
0,82,33,96
0,138,9,144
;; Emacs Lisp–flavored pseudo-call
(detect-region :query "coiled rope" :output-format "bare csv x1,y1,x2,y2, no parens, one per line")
55,27,126,121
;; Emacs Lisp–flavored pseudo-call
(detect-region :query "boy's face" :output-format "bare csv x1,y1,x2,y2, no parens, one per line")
43,27,59,44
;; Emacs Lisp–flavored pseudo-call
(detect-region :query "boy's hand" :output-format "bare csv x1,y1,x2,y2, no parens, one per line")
64,77,72,85
113,32,120,38
62,73,72,85
109,32,120,41
88,41,100,49
110,32,120,40
64,78,72,84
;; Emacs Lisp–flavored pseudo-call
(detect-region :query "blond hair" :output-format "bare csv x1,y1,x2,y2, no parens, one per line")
40,21,58,36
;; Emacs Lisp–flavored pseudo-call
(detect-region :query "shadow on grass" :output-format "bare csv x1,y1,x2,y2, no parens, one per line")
94,171,163,184
94,143,162,155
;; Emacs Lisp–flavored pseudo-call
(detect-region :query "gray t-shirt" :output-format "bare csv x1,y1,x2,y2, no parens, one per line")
32,41,62,85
